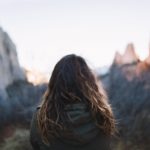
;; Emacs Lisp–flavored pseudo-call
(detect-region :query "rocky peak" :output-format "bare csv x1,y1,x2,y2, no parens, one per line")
123,43,139,64
145,43,150,65
113,43,139,65
0,27,26,91
114,51,122,64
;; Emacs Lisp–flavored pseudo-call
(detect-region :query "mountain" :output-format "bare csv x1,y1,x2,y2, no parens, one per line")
100,44,150,150
145,45,150,65
0,27,47,135
113,43,139,65
0,27,26,98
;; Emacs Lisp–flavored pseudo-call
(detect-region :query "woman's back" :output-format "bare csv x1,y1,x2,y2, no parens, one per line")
30,54,115,150
30,103,112,150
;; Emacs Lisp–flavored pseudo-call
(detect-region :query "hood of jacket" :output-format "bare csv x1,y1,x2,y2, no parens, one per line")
58,103,100,146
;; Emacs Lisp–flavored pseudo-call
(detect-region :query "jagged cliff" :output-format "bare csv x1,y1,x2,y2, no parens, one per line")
113,43,139,65
100,44,150,150
0,27,25,98
0,27,47,132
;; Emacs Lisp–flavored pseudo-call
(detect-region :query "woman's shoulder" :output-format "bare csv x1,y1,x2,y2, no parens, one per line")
30,106,51,150
30,105,41,135
30,107,40,140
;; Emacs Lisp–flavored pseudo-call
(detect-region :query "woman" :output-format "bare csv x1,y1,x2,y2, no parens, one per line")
30,54,116,150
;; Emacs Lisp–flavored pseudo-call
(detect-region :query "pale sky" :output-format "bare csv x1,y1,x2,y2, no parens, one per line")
0,0,150,73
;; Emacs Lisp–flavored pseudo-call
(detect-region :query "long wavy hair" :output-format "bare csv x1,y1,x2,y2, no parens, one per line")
37,54,116,144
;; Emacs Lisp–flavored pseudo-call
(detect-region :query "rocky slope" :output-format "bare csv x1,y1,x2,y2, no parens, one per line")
100,44,150,150
0,27,47,132
0,27,25,98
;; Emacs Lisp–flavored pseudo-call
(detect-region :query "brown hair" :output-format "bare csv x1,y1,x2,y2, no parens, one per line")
37,54,116,144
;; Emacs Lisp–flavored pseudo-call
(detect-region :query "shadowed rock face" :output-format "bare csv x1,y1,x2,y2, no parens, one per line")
100,44,150,149
108,64,150,150
0,80,47,130
0,27,47,131
6,81,47,126
0,28,25,92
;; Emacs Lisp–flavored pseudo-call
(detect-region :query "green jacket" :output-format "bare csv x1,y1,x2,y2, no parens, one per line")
30,103,112,150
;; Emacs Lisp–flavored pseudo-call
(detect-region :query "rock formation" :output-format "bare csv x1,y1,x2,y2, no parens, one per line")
145,43,150,65
113,51,122,64
0,27,48,133
100,43,150,150
108,64,150,150
0,27,25,92
113,43,139,65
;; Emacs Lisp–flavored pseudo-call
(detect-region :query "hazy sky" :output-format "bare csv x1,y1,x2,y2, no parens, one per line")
0,0,150,73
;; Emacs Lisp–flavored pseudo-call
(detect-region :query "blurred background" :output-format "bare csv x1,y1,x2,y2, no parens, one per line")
0,0,150,149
